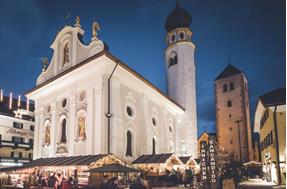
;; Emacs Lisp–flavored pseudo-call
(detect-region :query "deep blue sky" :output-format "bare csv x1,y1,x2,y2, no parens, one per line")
0,0,285,136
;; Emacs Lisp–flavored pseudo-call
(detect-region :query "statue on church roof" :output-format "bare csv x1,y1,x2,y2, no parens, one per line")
74,16,81,27
92,21,100,41
40,57,49,72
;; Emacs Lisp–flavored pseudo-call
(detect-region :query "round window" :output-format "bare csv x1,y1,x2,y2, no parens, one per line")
152,117,157,126
126,106,133,117
62,99,67,108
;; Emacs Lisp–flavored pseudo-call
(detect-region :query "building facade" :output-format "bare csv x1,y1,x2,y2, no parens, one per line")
197,131,216,157
254,87,286,184
214,64,253,163
0,93,35,167
164,1,198,157
26,3,198,162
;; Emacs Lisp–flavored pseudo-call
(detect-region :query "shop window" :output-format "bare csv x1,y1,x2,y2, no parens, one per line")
126,131,132,157
223,84,227,92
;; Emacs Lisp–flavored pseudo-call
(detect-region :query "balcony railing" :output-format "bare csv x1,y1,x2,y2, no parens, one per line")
0,156,32,163
0,140,33,149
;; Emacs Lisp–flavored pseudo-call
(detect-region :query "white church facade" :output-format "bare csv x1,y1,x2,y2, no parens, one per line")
26,3,198,162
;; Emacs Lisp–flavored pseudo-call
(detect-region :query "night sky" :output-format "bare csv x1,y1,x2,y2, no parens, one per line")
0,0,285,136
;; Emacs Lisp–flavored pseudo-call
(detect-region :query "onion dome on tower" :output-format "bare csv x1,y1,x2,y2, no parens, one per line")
164,1,193,44
165,0,192,32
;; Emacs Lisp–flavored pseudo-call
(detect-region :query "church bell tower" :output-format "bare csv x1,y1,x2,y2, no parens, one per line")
164,1,197,156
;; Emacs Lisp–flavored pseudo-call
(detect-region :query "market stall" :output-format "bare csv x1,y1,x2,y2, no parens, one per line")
0,153,125,188
86,164,140,188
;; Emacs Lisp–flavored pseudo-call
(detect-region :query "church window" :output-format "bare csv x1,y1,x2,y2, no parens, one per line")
230,82,234,91
223,84,227,92
169,125,172,133
152,117,157,126
152,137,156,154
62,99,67,108
227,100,232,107
126,131,132,157
168,52,177,68
127,106,133,117
46,105,51,114
179,32,184,40
60,118,67,143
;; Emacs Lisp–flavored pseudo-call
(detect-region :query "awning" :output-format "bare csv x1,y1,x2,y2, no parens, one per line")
0,154,117,173
86,164,140,173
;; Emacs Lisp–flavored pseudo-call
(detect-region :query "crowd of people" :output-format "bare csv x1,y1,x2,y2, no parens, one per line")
37,173,76,189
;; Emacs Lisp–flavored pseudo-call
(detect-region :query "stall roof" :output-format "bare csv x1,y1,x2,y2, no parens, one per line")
87,164,140,173
179,156,191,164
132,153,174,164
0,154,110,172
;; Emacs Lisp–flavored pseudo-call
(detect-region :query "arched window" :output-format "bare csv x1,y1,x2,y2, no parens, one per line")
168,52,177,68
60,118,67,143
126,131,132,157
152,137,156,155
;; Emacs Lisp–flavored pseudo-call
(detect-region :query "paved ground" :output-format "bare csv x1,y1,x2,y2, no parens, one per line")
239,179,285,189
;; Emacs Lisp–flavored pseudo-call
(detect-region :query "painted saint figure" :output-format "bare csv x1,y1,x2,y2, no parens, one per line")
78,116,86,140
45,123,50,145
63,43,70,65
